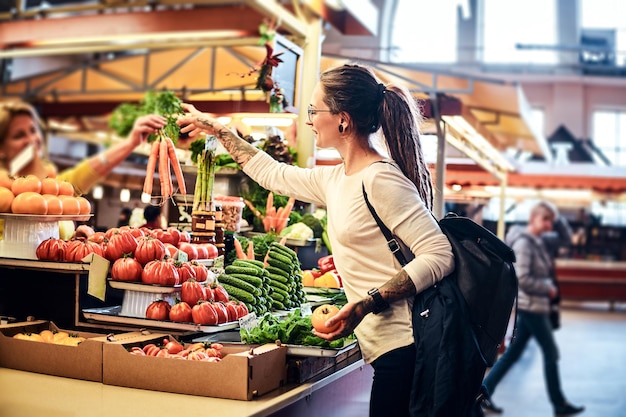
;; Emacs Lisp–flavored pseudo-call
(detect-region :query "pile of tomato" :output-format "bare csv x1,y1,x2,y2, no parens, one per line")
129,338,224,362
0,172,90,216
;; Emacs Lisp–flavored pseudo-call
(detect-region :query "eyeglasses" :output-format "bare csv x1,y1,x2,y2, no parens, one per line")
307,104,333,122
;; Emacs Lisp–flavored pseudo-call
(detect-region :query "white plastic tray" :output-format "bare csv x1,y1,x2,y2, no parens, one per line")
282,339,358,357
82,306,239,333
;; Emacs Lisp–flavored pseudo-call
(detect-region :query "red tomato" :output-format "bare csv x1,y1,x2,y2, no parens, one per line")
88,231,107,244
110,256,143,282
203,284,215,301
177,242,198,261
194,244,208,260
191,301,218,325
153,228,177,246
35,237,67,262
104,230,138,261
166,227,181,246
181,278,206,306
169,301,193,323
134,236,167,266
64,238,104,263
104,227,120,240
164,243,179,259
178,230,191,243
145,300,171,320
164,339,184,354
201,243,219,259
235,301,249,318
118,226,145,239
189,261,209,283
211,284,229,303
212,301,229,324
223,301,239,322
175,261,196,284
141,259,179,286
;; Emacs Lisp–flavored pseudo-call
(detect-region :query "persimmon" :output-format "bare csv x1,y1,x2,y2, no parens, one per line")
0,170,14,189
75,196,91,215
57,180,75,196
11,174,42,195
41,177,60,195
42,194,63,215
59,195,80,215
11,191,47,215
0,186,14,212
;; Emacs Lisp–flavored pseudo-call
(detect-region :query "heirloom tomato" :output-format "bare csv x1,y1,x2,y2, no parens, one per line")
181,278,206,306
191,301,218,325
311,304,341,334
189,260,209,283
134,235,167,265
104,230,138,261
142,259,179,286
145,300,171,320
11,191,47,215
211,283,230,303
194,244,208,260
223,301,239,322
169,301,193,323
212,301,229,324
166,227,181,246
153,228,177,246
174,260,196,284
177,242,198,261
64,238,104,263
36,237,67,262
11,174,41,195
110,256,143,282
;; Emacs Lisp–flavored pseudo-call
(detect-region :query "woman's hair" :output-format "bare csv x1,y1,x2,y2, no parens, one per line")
319,64,434,210
530,200,557,221
0,101,44,147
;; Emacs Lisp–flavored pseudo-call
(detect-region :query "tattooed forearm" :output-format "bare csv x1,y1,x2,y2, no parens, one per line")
196,116,259,168
380,269,416,304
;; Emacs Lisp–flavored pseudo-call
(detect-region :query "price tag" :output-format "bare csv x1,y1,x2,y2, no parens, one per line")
177,250,188,262
83,253,110,302
238,312,258,333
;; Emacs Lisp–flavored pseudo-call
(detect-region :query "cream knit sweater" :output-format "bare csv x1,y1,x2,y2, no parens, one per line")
244,152,454,363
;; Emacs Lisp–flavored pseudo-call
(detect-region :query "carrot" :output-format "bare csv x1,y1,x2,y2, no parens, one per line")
247,240,255,260
243,199,263,219
166,137,186,195
159,139,171,200
280,197,296,221
233,238,246,260
266,192,274,216
144,140,160,195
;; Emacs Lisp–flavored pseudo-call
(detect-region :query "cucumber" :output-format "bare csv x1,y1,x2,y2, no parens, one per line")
267,257,292,273
220,282,255,303
267,272,289,284
218,274,261,297
270,285,290,300
267,250,292,266
228,273,264,287
225,265,263,277
269,279,290,293
266,265,289,279
232,259,266,270
270,241,298,259
269,291,284,302
271,299,286,310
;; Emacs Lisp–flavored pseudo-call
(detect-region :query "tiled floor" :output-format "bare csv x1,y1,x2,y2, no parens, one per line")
484,301,626,417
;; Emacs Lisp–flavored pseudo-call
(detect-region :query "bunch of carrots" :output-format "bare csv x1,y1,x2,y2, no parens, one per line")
143,135,186,202
263,192,295,234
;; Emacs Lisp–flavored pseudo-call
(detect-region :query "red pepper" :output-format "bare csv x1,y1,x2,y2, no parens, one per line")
318,255,336,274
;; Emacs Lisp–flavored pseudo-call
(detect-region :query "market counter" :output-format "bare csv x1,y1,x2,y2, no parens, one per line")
555,259,626,308
0,356,372,417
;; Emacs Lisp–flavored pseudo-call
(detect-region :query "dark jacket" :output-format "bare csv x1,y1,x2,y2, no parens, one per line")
410,276,485,417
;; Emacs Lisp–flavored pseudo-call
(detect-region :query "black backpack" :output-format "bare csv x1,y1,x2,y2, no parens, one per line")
363,188,518,365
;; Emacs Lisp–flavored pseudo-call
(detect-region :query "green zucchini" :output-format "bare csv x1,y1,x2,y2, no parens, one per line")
228,273,264,287
218,274,261,297
225,265,263,277
219,282,255,303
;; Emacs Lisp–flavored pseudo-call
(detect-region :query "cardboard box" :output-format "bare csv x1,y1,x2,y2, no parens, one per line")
0,320,104,382
286,343,362,384
101,332,287,400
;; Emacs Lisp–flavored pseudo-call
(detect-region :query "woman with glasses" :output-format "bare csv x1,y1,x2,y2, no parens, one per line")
0,101,166,196
177,63,454,417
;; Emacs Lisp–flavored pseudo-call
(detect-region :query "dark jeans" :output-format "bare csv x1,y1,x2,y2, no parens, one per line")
483,310,565,408
370,343,416,417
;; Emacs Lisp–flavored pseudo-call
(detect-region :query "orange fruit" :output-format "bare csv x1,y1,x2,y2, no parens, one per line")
0,186,15,212
59,195,80,215
11,191,47,215
76,196,91,215
41,177,60,195
57,180,75,196
42,194,63,215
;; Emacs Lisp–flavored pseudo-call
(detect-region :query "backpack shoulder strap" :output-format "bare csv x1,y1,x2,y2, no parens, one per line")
362,182,409,266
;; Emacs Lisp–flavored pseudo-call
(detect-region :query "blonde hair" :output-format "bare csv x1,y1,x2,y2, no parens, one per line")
0,101,46,147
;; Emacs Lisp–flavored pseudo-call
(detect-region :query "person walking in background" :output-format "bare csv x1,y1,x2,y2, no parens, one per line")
141,204,163,229
117,207,133,227
480,201,584,417
0,101,166,195
177,63,454,417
